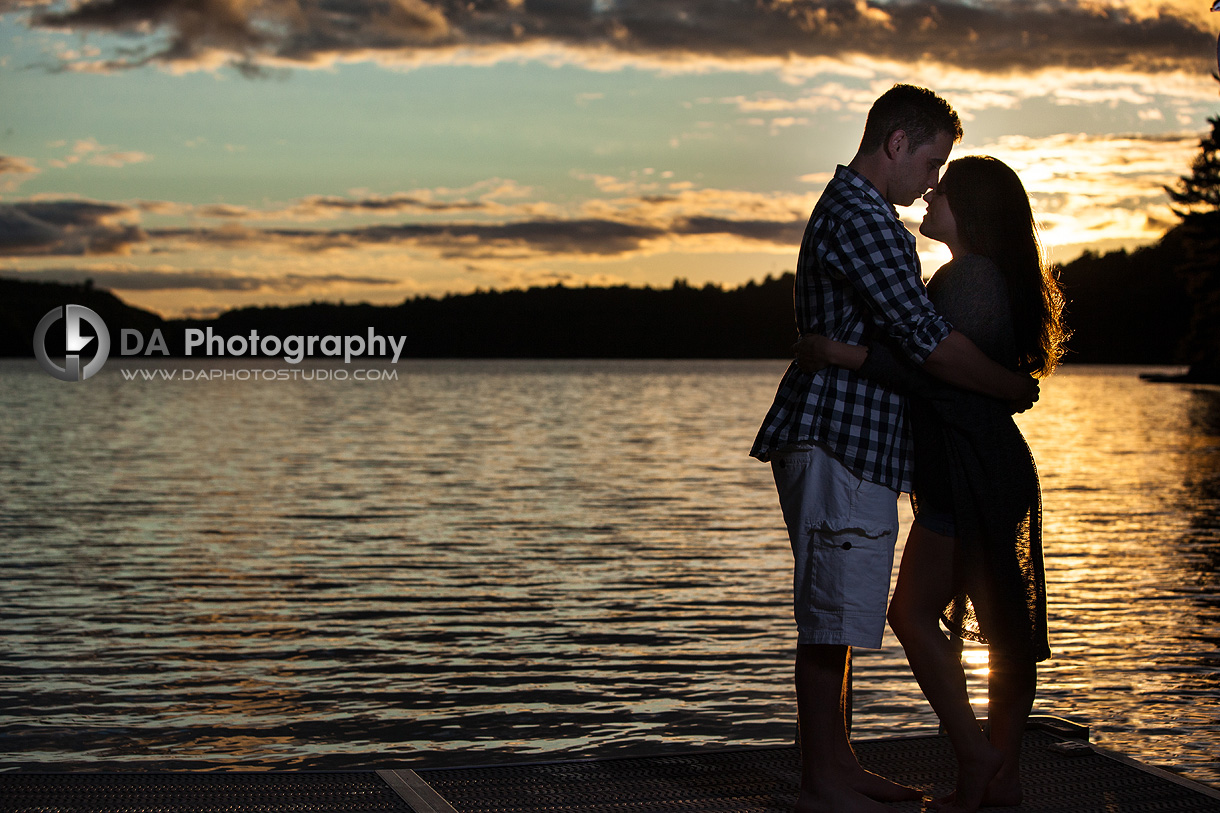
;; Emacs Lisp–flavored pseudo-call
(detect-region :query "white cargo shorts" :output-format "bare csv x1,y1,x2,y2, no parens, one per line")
771,444,900,649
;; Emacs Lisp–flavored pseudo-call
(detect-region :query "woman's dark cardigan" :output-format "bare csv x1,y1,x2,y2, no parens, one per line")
861,254,1050,664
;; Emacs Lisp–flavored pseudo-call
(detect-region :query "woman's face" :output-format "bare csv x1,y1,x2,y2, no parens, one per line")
918,185,960,249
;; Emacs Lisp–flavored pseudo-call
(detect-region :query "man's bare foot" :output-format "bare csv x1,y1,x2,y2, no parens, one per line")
926,745,1004,813
796,782,914,813
847,766,924,802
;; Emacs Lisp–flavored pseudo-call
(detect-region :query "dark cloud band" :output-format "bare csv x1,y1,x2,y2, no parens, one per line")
154,214,808,258
5,267,402,292
17,0,1216,74
0,201,144,255
0,196,806,261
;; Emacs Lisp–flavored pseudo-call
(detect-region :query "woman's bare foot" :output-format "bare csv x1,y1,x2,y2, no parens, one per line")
931,757,1022,809
927,745,1004,813
981,758,1023,807
928,778,1022,812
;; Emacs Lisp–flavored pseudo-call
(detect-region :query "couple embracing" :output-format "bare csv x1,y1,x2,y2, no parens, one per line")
752,84,1067,813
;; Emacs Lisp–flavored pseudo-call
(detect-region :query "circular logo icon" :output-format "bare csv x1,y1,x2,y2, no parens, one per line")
34,304,111,382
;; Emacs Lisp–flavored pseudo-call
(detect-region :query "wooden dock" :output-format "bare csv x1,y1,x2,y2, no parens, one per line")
3,721,1218,812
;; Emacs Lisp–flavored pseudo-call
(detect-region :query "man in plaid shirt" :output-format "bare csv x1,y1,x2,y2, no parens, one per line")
752,85,1036,813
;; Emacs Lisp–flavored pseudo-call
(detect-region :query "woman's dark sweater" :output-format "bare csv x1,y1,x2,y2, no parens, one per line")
860,254,1050,663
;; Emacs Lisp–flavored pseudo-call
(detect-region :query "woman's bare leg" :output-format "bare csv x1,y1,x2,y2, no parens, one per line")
982,654,1036,805
966,555,1037,807
887,523,1002,813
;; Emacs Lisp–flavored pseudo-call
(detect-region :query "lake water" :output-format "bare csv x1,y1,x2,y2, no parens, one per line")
1,359,1217,789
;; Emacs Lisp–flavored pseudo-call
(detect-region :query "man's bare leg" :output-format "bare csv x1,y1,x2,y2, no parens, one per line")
794,643,923,812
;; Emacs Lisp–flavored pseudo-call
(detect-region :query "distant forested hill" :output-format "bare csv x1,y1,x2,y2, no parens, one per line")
0,278,166,360
0,276,797,359
0,231,1196,363
1054,225,1193,365
190,276,798,358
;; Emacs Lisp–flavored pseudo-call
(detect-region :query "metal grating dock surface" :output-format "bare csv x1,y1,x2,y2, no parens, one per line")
3,727,1219,813
0,771,415,813
413,729,1220,813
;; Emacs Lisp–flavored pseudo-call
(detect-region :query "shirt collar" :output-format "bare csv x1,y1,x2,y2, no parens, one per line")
834,164,899,218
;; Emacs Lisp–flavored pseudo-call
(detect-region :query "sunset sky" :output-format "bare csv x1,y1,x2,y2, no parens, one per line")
2,0,1218,318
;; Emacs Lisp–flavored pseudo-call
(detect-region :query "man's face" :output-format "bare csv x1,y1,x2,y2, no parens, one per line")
890,130,955,207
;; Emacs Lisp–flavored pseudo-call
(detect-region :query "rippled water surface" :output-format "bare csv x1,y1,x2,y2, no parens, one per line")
1,359,1217,788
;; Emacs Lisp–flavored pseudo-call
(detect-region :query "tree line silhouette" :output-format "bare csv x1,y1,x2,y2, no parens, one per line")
0,248,1196,367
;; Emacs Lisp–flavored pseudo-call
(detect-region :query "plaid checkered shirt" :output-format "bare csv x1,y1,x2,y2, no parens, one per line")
750,164,952,493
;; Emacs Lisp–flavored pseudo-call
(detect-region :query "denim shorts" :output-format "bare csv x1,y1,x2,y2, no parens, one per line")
912,499,956,537
770,444,900,649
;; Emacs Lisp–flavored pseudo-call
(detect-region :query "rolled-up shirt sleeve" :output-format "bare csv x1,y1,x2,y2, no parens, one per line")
825,210,951,365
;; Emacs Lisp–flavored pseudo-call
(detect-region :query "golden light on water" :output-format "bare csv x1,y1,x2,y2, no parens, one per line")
962,648,991,710
1,361,1218,783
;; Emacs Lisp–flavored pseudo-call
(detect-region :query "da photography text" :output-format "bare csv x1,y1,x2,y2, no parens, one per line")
122,326,408,364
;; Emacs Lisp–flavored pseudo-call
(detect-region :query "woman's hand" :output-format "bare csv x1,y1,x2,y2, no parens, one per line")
792,334,867,373
1007,376,1040,414
793,334,833,373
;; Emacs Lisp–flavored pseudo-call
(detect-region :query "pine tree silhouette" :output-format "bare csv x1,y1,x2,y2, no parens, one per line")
1164,93,1220,380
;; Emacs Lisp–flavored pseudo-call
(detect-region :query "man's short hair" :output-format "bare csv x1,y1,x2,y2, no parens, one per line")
859,84,962,154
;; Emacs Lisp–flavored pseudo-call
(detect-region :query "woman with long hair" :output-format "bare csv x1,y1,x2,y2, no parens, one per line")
800,155,1068,813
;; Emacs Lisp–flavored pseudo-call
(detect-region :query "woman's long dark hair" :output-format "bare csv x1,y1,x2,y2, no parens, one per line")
939,155,1069,377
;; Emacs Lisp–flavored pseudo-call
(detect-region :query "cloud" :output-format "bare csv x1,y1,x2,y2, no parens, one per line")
0,133,1189,291
6,266,403,292
12,0,1216,76
0,155,39,175
295,194,489,215
0,155,39,191
191,196,491,222
963,130,1200,220
150,190,809,260
26,0,450,75
44,138,153,169
154,217,670,258
672,215,805,245
190,180,537,222
0,200,145,255
51,181,802,262
901,129,1203,267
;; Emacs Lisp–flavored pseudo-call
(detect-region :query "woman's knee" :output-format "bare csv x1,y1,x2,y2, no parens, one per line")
886,597,920,643
888,587,947,644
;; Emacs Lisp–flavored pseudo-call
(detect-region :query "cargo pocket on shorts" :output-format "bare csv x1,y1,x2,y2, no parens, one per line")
804,486,897,622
